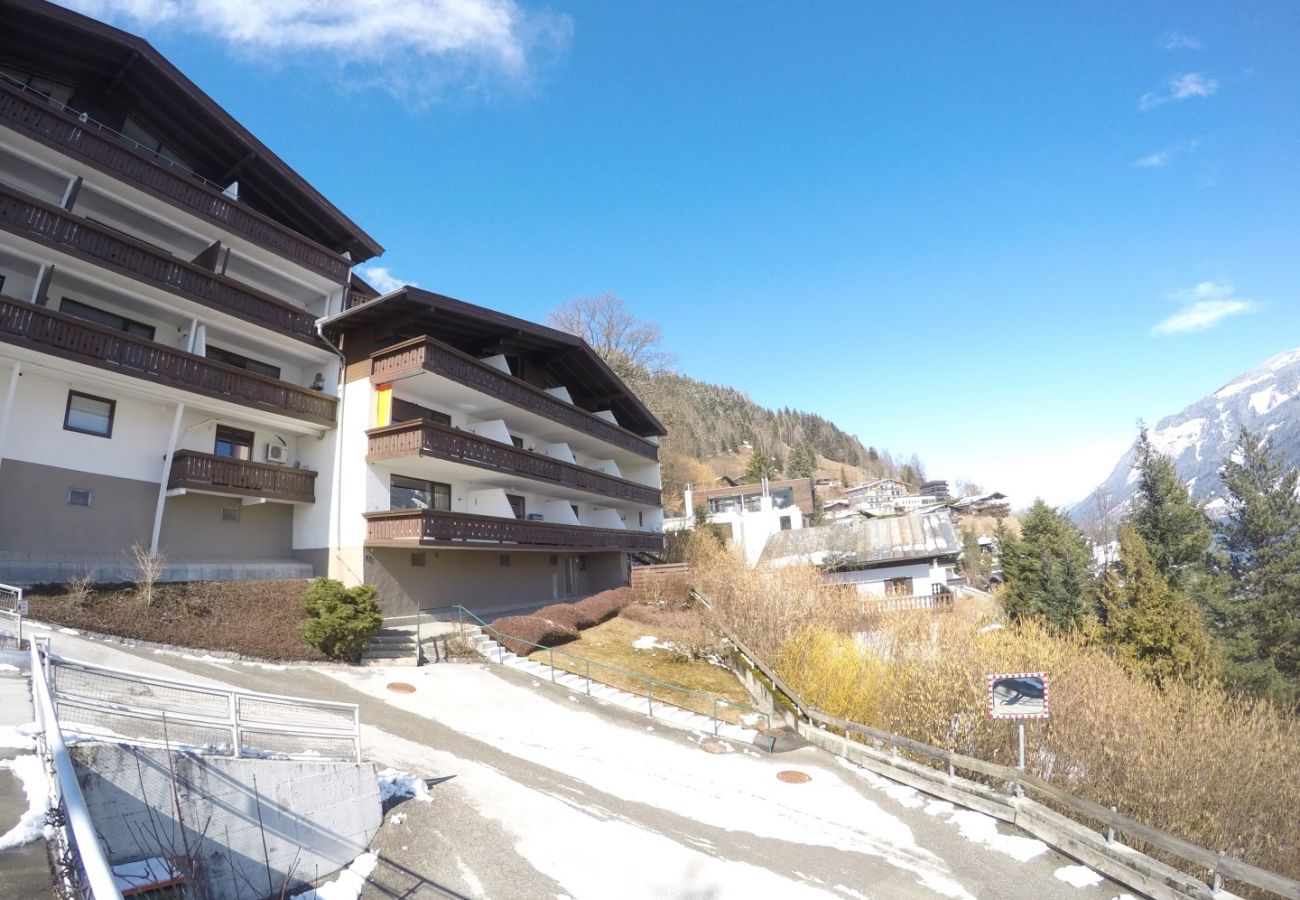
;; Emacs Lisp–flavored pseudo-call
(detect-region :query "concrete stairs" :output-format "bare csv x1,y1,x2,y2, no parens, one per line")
361,627,419,666
461,627,767,744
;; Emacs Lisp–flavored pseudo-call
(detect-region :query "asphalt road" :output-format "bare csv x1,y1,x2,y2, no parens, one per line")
29,624,1132,900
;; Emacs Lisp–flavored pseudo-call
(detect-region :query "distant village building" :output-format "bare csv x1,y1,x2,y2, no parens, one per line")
921,480,951,501
663,477,816,565
760,510,961,598
949,492,1012,521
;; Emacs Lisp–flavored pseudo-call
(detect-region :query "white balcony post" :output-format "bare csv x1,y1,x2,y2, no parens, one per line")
149,401,186,555
0,361,20,475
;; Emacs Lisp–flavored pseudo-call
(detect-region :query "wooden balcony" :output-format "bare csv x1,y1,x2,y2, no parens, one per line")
169,450,316,503
0,183,318,339
367,419,661,506
0,294,337,426
364,509,664,552
0,80,349,283
370,337,659,460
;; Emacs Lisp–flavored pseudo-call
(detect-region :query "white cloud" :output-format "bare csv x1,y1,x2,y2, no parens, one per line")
358,265,414,294
1139,72,1219,110
1133,150,1170,168
1151,280,1258,335
58,0,571,100
1132,138,1200,169
1161,32,1202,50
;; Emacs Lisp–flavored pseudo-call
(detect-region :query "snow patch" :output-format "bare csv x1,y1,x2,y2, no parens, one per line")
377,768,432,804
1150,418,1205,460
0,663,19,673
0,722,38,750
632,635,672,651
389,812,406,825
0,754,51,849
947,810,1048,862
58,628,80,635
1054,864,1103,888
1248,385,1291,416
291,850,378,900
924,800,955,817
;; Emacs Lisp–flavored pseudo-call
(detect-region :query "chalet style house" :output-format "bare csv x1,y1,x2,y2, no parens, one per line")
0,0,665,613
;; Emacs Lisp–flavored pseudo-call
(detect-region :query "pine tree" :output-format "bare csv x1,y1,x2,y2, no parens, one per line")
1099,525,1217,686
742,449,779,484
1219,428,1300,707
1130,428,1213,590
958,526,992,589
787,443,816,479
1000,500,1097,630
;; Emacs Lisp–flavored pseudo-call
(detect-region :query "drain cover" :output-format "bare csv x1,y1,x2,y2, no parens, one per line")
699,739,728,754
387,682,416,694
777,770,811,784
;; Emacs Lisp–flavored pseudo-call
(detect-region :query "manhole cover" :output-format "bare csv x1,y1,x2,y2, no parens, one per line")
699,739,728,754
777,770,811,784
387,682,416,694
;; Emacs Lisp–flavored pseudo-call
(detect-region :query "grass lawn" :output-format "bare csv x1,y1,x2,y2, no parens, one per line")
528,615,768,729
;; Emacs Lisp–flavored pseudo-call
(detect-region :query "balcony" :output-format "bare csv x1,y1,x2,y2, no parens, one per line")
0,182,318,339
367,419,661,506
168,450,316,503
365,508,663,552
370,337,659,460
0,294,337,426
0,79,349,282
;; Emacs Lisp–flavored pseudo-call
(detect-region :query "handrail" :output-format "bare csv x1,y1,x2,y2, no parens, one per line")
450,604,773,741
709,601,1300,899
364,507,664,552
31,642,124,900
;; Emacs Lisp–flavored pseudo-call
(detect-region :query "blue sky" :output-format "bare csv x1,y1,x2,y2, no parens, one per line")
65,1,1300,506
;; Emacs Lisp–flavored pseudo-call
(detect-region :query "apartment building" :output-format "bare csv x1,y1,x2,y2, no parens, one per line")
0,0,382,583
323,288,666,616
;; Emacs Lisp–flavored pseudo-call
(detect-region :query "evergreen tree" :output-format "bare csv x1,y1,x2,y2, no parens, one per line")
1130,428,1213,590
1099,525,1217,686
958,526,992,589
1219,428,1300,707
742,449,779,484
787,443,816,479
1000,500,1097,630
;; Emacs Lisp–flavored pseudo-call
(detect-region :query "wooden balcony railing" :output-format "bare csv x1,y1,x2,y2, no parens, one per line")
0,294,337,425
169,450,316,503
0,183,318,339
370,337,659,460
0,80,350,283
364,509,664,552
367,419,661,506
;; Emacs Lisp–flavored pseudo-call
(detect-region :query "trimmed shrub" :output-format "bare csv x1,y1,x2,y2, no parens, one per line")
491,615,578,657
572,587,635,625
300,578,383,663
532,603,598,630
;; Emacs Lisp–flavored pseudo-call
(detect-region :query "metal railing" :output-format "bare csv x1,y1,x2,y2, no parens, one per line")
720,619,1300,899
168,450,318,502
443,604,775,743
31,641,124,900
0,581,23,648
48,656,361,763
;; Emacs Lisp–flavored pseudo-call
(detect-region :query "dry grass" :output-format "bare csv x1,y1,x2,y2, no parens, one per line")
532,614,764,727
26,580,326,661
777,616,1300,884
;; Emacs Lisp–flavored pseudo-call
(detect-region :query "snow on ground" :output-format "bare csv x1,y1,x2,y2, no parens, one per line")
377,768,432,804
0,663,19,673
632,635,672,651
291,850,378,900
1054,865,1103,888
0,754,50,849
326,664,978,899
0,722,37,751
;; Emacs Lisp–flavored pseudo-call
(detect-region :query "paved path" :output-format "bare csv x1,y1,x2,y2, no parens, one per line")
28,624,1132,900
0,664,52,900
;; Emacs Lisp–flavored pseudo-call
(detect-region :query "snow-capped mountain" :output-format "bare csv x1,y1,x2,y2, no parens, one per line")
1072,347,1300,521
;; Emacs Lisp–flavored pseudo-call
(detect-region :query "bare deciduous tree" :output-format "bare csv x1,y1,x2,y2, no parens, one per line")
547,292,676,384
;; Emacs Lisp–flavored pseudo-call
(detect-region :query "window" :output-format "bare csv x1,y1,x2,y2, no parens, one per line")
885,577,913,598
780,515,792,531
0,68,74,106
119,117,191,171
510,435,524,449
64,391,115,437
221,506,241,523
67,488,92,507
214,426,254,461
571,504,580,521
390,476,450,511
499,554,511,567
206,346,281,380
411,552,426,567
391,398,450,426
59,298,155,340
506,494,526,520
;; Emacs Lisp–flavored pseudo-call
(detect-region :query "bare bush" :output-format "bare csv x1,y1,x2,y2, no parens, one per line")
130,542,166,607
65,571,96,608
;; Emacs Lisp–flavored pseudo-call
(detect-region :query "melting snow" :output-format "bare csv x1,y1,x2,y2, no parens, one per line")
291,850,378,900
946,810,1049,862
632,635,672,651
1054,864,1103,887
0,754,50,849
0,664,19,673
0,722,38,751
377,768,432,804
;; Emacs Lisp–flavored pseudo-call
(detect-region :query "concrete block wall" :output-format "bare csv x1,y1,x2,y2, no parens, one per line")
71,744,381,900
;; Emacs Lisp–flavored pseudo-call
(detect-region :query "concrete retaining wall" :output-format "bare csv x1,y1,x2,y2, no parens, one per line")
71,744,381,900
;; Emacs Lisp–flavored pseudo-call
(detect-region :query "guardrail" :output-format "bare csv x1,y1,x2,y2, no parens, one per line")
48,656,361,763
0,581,24,648
441,604,774,742
715,612,1300,900
31,640,124,900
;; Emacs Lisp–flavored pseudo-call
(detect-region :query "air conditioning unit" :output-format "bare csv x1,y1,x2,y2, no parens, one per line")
265,443,288,464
